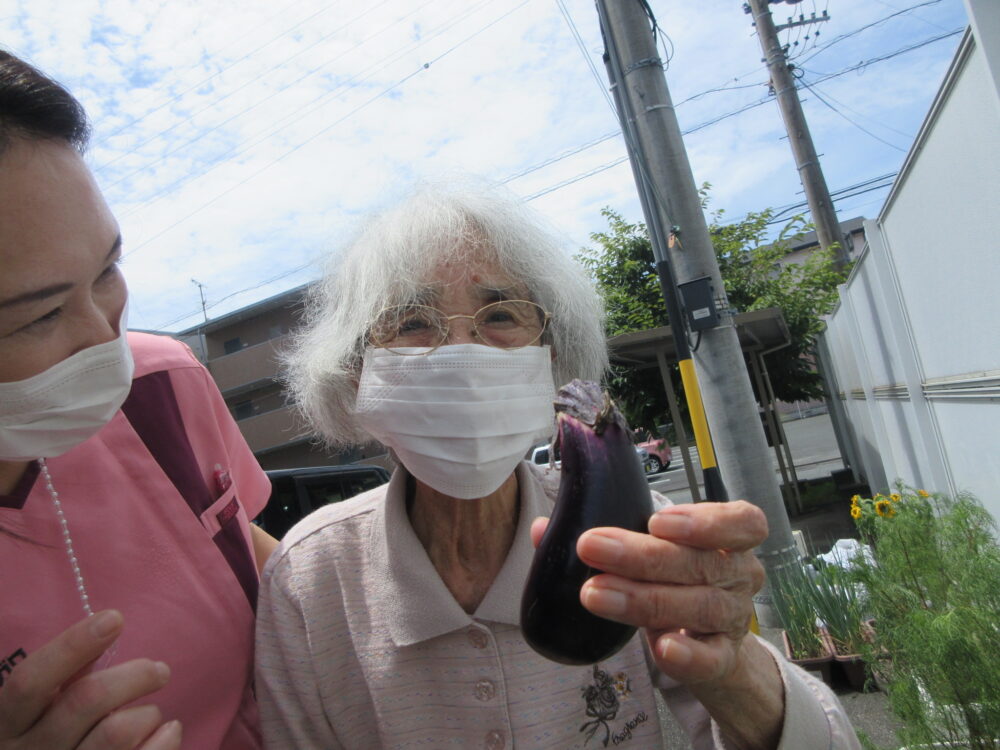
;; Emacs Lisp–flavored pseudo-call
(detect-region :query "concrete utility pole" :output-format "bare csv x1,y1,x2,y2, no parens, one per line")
745,0,849,269
597,0,799,625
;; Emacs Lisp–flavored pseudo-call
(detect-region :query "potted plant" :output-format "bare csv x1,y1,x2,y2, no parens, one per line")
767,558,834,683
807,560,873,691
851,487,1000,749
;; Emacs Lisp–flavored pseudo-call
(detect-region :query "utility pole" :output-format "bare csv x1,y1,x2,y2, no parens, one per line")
745,0,849,269
597,0,799,626
191,278,209,322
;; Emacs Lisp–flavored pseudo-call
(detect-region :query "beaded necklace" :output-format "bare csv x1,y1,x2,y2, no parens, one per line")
38,457,116,665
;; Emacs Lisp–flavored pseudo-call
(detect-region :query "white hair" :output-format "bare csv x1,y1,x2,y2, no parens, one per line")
284,181,609,448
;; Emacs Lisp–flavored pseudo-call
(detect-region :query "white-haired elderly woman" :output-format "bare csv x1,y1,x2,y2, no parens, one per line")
254,185,858,750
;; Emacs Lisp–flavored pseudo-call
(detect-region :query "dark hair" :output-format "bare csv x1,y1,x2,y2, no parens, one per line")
0,50,90,155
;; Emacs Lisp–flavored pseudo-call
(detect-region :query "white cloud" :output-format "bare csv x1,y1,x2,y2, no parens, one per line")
3,0,969,331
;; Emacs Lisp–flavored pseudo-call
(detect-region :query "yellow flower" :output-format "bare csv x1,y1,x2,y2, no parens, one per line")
851,505,863,520
875,499,896,518
850,494,860,506
890,493,901,503
918,489,930,498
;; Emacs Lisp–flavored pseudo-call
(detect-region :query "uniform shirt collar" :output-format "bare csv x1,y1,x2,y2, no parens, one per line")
371,461,554,647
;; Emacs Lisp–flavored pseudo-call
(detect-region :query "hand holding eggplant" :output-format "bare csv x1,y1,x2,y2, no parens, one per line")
567,501,769,684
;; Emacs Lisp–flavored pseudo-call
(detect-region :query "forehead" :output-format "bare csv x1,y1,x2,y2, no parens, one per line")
0,138,118,295
416,256,532,304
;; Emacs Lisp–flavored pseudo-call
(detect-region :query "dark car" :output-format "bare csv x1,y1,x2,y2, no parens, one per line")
255,464,390,539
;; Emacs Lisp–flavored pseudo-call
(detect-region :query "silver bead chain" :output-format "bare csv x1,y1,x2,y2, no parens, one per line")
38,458,118,668
38,457,94,618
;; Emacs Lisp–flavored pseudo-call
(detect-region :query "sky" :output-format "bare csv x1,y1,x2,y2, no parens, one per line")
2,0,969,333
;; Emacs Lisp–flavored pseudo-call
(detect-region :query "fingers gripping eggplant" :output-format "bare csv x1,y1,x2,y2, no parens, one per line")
521,379,654,665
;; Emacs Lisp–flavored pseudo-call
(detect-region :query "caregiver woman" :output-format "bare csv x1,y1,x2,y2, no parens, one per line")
255,185,859,749
0,52,276,749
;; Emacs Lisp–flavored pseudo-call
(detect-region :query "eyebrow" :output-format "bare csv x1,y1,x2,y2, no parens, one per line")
0,235,122,311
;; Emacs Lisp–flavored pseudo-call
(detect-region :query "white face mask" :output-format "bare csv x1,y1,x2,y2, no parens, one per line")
354,344,556,499
0,313,134,461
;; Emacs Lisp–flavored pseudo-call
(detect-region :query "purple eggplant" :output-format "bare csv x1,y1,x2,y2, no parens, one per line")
521,379,653,665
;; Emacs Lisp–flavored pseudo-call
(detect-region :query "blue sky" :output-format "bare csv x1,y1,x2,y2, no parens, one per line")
2,0,968,332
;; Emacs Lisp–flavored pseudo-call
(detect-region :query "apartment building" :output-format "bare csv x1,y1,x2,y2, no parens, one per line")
177,285,387,472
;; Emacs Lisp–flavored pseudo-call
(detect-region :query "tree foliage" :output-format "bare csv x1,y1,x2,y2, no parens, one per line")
576,197,848,431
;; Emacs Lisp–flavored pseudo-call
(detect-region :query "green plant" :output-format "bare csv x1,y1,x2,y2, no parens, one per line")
808,561,867,656
851,486,1000,749
768,559,828,660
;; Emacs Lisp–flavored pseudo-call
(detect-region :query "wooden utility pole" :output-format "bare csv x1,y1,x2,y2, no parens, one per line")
597,0,799,626
745,0,849,268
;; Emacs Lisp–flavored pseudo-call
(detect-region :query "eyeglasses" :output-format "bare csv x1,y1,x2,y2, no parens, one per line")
368,300,551,354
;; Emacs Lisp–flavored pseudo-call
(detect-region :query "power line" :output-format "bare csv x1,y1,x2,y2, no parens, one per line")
96,0,404,177
799,0,943,65
799,79,915,139
95,0,338,146
122,0,531,259
114,0,497,223
154,259,317,330
797,77,907,151
108,0,491,205
555,0,617,114
801,27,963,83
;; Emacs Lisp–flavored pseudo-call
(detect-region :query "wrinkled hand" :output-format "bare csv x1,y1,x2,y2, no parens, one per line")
531,501,768,687
0,610,182,750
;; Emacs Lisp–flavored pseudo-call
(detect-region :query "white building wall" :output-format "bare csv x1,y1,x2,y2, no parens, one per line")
819,25,1000,524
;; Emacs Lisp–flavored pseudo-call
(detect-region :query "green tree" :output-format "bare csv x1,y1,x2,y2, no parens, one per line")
576,199,847,431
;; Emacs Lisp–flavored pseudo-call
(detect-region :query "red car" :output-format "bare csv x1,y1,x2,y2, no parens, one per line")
635,434,672,474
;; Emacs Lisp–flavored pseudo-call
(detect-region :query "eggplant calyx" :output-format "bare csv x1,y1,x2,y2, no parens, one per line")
553,379,628,436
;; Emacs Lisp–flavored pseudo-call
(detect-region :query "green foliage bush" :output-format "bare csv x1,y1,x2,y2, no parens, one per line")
851,488,1000,749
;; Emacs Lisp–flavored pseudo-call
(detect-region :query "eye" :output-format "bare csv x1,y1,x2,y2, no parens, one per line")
482,309,515,325
97,258,123,282
397,314,434,334
20,306,63,332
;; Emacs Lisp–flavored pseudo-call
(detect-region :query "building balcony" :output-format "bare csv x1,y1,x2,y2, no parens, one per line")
234,403,311,455
207,335,288,397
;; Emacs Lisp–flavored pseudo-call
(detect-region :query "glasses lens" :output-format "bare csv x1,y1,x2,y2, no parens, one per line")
474,300,547,349
370,305,446,352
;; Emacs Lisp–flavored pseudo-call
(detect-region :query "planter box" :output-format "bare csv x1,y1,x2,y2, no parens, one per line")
819,629,877,692
781,629,834,685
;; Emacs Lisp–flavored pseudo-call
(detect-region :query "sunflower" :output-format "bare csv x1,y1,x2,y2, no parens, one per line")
890,493,901,502
875,499,896,518
851,505,863,520
851,494,860,507
918,489,930,498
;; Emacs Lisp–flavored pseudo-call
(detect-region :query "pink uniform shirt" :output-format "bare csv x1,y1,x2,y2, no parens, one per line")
0,332,270,750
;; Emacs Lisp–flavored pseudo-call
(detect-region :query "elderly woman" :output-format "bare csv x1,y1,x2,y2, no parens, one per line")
255,186,858,749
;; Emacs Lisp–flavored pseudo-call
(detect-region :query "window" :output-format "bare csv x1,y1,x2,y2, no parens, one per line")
233,400,254,421
223,337,243,354
256,477,303,540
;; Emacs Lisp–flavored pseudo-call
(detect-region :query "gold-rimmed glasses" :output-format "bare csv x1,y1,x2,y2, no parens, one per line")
368,300,551,354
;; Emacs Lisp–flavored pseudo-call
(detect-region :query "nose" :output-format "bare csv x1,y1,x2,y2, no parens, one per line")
73,297,123,354
442,314,480,346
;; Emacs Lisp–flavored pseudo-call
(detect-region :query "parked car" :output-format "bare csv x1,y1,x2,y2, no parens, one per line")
255,464,390,539
635,435,672,473
529,443,655,475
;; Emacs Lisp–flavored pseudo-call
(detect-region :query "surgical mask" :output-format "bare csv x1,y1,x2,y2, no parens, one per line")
0,312,134,461
354,344,556,499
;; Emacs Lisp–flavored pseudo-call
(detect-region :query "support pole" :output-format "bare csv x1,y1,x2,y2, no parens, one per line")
598,0,799,625
656,349,702,503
